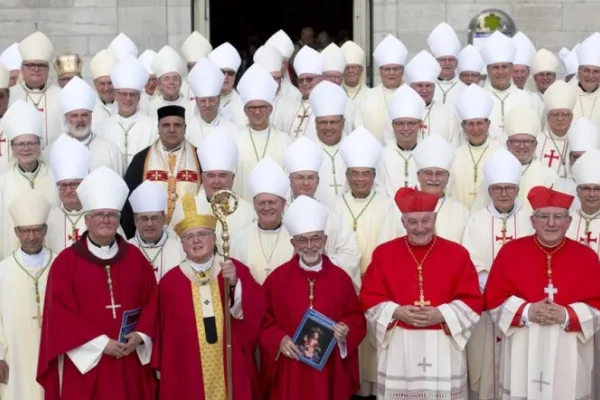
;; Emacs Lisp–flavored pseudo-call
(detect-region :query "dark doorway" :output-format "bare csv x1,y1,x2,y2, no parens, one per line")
206,0,354,66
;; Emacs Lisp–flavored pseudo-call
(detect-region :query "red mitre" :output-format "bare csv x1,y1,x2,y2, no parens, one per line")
527,186,574,210
394,187,438,213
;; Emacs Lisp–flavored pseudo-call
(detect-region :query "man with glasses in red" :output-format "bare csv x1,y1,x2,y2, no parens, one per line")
37,166,158,400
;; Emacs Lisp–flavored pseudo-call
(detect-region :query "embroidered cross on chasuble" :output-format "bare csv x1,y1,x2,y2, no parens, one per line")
143,169,200,224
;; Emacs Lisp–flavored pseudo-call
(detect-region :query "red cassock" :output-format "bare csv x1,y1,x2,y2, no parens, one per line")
484,236,600,330
259,255,366,400
37,233,158,400
155,259,267,400
360,236,483,331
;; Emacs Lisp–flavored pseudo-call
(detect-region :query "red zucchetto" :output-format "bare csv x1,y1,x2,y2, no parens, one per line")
527,186,574,210
394,187,439,214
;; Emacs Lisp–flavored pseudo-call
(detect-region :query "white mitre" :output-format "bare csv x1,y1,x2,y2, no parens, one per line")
181,31,212,64
387,84,426,120
138,50,157,75
413,133,455,171
373,34,408,67
322,43,347,73
77,166,129,212
187,57,224,98
427,22,461,59
455,83,493,121
309,80,347,117
283,195,328,236
253,45,283,73
568,118,600,152
108,33,138,61
294,46,324,76
19,32,53,62
481,31,516,66
237,64,277,106
503,106,539,138
543,80,577,111
129,180,167,213
90,49,118,80
60,76,97,113
559,46,579,76
1,100,43,141
577,32,600,68
340,40,366,66
483,147,522,186
208,42,241,72
0,43,21,71
404,50,441,84
196,129,239,172
573,148,600,185
0,65,8,89
110,56,149,92
152,45,184,78
266,30,295,59
9,188,51,227
49,134,92,182
340,126,383,168
249,156,289,198
512,32,536,67
458,45,485,74
284,136,324,173
531,49,559,75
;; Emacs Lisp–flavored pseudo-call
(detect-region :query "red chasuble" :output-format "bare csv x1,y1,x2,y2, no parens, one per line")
259,255,366,400
36,232,158,400
360,236,483,331
155,259,267,400
484,236,600,330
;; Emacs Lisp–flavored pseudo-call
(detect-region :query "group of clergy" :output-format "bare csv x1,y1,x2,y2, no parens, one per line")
0,20,599,400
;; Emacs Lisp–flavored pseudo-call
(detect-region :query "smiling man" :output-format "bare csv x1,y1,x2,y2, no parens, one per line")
89,49,118,133
427,22,465,109
147,45,188,117
572,33,600,129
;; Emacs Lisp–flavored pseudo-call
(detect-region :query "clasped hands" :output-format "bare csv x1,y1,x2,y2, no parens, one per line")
394,305,445,328
103,332,143,359
527,300,566,326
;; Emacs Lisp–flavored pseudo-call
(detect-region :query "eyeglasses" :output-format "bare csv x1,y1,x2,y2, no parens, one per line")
58,181,81,191
534,213,569,223
88,212,121,222
182,231,214,241
255,199,282,209
419,170,448,179
17,226,45,235
22,63,48,70
489,185,517,195
245,105,270,113
380,66,402,74
459,72,480,79
392,120,419,128
507,138,536,146
291,174,318,182
316,119,343,127
547,111,572,119
295,235,324,247
136,215,163,223
577,186,600,195
11,141,40,150
298,76,317,84
221,69,236,77
116,91,140,99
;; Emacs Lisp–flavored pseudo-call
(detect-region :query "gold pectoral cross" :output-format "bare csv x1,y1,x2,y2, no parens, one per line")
308,279,316,309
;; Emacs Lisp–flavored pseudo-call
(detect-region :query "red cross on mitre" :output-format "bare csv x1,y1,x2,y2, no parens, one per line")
68,228,81,242
145,170,169,181
176,170,199,183
543,149,560,167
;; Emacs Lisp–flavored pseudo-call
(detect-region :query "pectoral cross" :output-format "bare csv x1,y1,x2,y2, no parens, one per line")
106,300,121,319
544,282,558,302
68,228,81,242
414,294,430,307
293,110,309,137
579,231,597,246
495,228,513,245
329,181,342,195
0,136,6,157
32,304,42,328
308,279,316,309
104,265,121,319
543,150,560,167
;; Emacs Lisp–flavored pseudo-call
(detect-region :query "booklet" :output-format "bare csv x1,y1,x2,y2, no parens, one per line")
118,308,141,343
291,308,337,371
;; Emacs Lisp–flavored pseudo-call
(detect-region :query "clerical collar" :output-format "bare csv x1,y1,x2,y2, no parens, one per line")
578,82,599,94
351,191,373,200
258,222,282,232
24,83,47,92
86,237,118,260
19,247,47,268
18,160,40,174
189,255,214,272
578,208,600,219
137,230,168,248
163,93,181,102
118,110,139,121
88,236,116,248
161,142,183,153
437,75,456,83
101,99,114,106
488,202,521,219
250,126,270,134
61,204,83,214
75,132,94,146
491,83,511,93
397,142,417,151
299,258,322,272
468,137,488,148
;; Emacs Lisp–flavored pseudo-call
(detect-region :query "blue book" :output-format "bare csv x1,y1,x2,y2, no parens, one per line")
118,308,141,343
291,308,337,371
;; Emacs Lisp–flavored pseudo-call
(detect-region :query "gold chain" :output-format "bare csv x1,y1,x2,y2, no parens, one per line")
405,237,437,307
248,126,272,162
342,191,376,231
533,236,566,287
308,278,317,308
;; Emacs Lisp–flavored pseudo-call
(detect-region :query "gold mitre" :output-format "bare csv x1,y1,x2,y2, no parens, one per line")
53,53,83,76
174,193,217,238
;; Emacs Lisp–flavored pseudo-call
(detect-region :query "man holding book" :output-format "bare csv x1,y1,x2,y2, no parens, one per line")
36,167,158,400
259,195,366,400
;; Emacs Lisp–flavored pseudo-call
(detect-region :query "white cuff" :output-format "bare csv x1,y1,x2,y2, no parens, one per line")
230,280,243,320
66,335,109,374
337,340,347,359
478,271,489,292
561,307,570,330
521,303,531,326
135,332,152,365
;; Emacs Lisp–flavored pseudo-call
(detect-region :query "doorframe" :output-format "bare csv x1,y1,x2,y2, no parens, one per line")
192,0,211,39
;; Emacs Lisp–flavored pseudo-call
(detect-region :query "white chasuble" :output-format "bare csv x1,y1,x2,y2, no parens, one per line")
185,111,239,149
271,91,299,133
0,248,55,400
147,93,193,120
97,111,158,166
91,99,117,134
233,126,292,202
535,130,569,179
433,77,467,112
343,83,367,104
285,99,313,139
0,127,11,174
280,78,302,102
572,88,600,131
354,85,396,144
462,205,533,400
379,144,418,199
9,83,63,147
435,195,470,244
220,90,247,128
46,206,87,254
566,210,600,253
448,139,500,211
229,224,294,285
0,163,58,259
485,84,532,141
128,233,184,281
490,297,598,400
530,91,546,125
366,301,478,399
143,140,201,224
315,142,347,208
